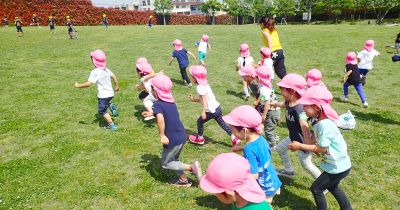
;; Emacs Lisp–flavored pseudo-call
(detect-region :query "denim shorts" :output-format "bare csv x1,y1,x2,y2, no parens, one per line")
98,97,113,116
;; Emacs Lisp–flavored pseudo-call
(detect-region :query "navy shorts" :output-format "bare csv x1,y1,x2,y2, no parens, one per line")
16,26,22,32
50,25,55,30
98,97,113,116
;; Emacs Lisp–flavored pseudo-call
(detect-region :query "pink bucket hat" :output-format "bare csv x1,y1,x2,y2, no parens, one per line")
239,65,256,78
136,62,153,75
173,39,183,51
260,47,271,58
255,66,272,88
90,49,106,69
364,40,374,51
222,105,263,134
346,52,357,65
306,69,323,87
200,153,266,203
240,43,250,57
201,34,209,42
277,73,307,95
189,65,208,86
136,57,148,65
150,74,174,103
297,85,339,121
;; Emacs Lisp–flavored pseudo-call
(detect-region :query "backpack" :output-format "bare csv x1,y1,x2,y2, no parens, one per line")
336,110,356,130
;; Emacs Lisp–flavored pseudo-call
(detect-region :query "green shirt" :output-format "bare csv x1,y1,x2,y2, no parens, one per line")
232,201,272,210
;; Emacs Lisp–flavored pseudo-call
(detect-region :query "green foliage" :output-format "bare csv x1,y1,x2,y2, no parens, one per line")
154,0,173,25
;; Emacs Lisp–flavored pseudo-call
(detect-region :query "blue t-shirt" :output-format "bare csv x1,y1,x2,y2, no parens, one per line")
285,102,304,143
152,100,186,148
244,136,282,197
314,119,351,174
172,49,189,69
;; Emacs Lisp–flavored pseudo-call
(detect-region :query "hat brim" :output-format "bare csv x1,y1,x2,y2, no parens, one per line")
321,104,339,121
235,174,267,203
307,78,321,87
222,114,240,127
240,51,250,57
199,174,226,194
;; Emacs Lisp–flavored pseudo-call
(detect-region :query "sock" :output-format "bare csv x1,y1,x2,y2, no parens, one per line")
243,87,249,96
198,135,204,139
230,134,236,141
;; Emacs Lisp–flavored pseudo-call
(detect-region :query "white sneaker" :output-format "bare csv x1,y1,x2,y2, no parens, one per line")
191,161,202,180
340,96,348,102
144,116,155,121
363,102,368,108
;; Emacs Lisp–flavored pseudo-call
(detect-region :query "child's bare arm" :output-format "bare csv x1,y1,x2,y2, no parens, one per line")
187,51,197,60
188,94,201,102
270,101,285,108
74,81,92,88
168,57,174,66
208,43,212,52
200,95,208,119
111,74,120,92
288,141,327,155
262,100,271,122
343,70,352,82
135,82,145,90
155,113,169,145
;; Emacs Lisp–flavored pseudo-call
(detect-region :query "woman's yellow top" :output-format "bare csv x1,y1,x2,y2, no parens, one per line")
262,28,283,51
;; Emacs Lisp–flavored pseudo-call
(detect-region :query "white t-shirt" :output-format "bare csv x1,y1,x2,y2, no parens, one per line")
198,41,208,53
357,49,380,70
88,68,114,98
259,58,275,81
237,56,254,70
259,86,280,110
196,84,220,113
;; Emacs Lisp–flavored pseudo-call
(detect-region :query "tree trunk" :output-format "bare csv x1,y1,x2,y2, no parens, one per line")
236,15,238,25
307,1,312,24
163,13,166,25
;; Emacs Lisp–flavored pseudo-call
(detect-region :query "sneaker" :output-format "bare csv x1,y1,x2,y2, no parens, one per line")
191,161,202,180
275,135,280,142
363,102,369,108
340,96,348,102
109,103,119,117
232,138,242,147
170,177,192,187
276,169,295,178
323,190,329,195
188,83,193,87
188,135,205,145
106,123,117,131
244,95,249,101
269,144,277,151
144,116,155,121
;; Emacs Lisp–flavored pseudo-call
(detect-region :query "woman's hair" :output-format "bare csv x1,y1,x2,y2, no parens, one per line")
259,16,275,31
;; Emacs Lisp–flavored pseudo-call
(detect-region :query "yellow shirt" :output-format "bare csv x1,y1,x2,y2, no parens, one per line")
262,28,283,51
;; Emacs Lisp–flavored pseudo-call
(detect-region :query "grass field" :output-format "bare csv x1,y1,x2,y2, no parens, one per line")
0,23,399,209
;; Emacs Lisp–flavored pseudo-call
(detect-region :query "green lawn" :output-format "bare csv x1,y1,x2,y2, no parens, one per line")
0,23,399,209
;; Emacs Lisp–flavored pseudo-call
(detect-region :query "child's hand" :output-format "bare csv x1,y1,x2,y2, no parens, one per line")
160,135,169,145
115,86,120,93
253,101,258,106
288,141,302,151
74,82,79,88
142,111,153,118
188,94,194,102
201,111,207,120
343,77,347,83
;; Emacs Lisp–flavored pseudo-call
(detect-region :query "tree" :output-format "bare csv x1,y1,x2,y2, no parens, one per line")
200,0,222,25
154,0,173,25
298,0,323,24
223,0,240,24
274,0,296,21
370,0,400,24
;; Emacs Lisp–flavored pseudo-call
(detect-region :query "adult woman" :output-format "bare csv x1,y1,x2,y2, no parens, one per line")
259,17,287,79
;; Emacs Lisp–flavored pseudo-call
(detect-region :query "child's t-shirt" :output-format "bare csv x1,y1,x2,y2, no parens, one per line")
259,58,275,80
237,56,254,70
88,68,114,98
259,86,272,105
197,41,208,53
196,84,220,113
172,49,189,69
345,64,361,85
285,102,304,143
357,49,379,70
232,201,272,210
15,20,21,27
244,136,282,197
314,119,351,174
49,18,55,26
152,100,186,149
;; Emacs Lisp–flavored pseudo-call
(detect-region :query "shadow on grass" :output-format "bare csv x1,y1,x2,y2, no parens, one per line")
273,186,315,209
79,113,108,127
333,97,360,107
351,110,400,125
140,154,174,183
171,78,187,86
226,90,243,100
134,105,155,128
185,129,232,148
196,195,231,210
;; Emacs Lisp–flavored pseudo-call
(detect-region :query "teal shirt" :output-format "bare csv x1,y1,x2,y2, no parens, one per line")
232,201,272,210
314,119,351,174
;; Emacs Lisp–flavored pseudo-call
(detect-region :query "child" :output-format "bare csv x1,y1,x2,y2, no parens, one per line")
135,58,158,121
223,105,282,204
102,13,108,28
288,85,352,210
386,32,400,52
271,74,322,179
200,153,272,209
236,43,256,100
48,15,55,34
357,40,380,86
254,66,281,149
148,15,153,28
195,34,211,66
258,47,275,81
74,49,119,131
305,68,325,88
15,17,23,37
32,14,39,27
187,65,239,146
340,52,368,108
239,65,259,101
2,17,8,27
67,18,77,39
142,74,202,186
169,39,196,87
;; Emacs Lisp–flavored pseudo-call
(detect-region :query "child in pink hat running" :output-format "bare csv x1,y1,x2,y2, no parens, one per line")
142,74,202,187
187,65,240,146
74,49,119,131
258,47,275,81
357,40,380,86
239,65,259,101
169,39,197,87
270,74,322,179
195,34,211,67
200,153,273,209
289,85,352,210
223,105,282,204
236,43,256,100
305,68,325,88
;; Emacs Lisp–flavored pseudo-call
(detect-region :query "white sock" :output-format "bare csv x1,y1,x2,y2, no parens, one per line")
230,134,236,141
198,135,204,139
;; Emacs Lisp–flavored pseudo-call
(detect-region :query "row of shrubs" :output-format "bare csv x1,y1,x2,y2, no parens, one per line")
0,0,233,26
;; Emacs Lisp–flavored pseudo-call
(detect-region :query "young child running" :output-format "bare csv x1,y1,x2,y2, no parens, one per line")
195,35,211,67
102,13,108,28
271,74,321,179
254,66,280,149
48,15,55,34
239,65,259,101
357,40,380,86
223,105,282,204
187,65,239,146
15,17,23,37
74,49,119,131
305,68,325,88
386,32,400,52
258,47,275,81
236,43,256,100
289,85,352,210
67,18,77,39
135,59,158,121
169,39,196,87
200,153,273,209
340,52,368,108
142,74,202,187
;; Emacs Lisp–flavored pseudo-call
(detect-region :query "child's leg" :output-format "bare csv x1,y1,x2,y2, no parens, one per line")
196,112,214,136
298,150,321,179
212,107,233,137
264,110,280,147
179,67,191,84
354,83,367,103
161,144,186,177
143,96,154,113
343,82,350,97
272,50,287,79
276,137,294,172
98,97,114,125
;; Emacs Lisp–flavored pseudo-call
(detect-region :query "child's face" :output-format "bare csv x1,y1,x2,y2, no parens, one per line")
304,105,320,118
230,125,244,140
151,86,158,100
242,75,254,82
260,52,266,59
190,75,198,84
214,191,235,204
280,87,295,101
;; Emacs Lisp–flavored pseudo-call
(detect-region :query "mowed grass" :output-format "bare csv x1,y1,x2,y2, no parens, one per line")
0,23,399,209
